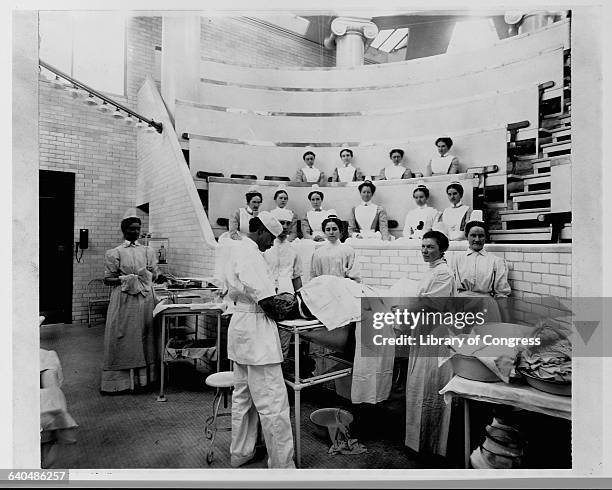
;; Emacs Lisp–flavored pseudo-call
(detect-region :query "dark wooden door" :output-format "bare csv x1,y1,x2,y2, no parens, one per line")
39,170,74,324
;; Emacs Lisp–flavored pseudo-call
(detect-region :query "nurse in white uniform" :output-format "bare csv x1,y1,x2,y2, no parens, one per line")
294,151,325,184
425,137,460,176
405,230,457,458
347,180,390,240
449,211,511,322
331,148,364,182
301,186,337,241
221,211,295,468
403,185,439,239
269,186,298,242
310,215,361,282
438,182,471,241
379,148,412,180
228,185,263,240
264,210,303,295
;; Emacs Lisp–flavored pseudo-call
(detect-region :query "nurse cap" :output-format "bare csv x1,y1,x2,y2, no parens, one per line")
257,211,283,237
308,183,324,199
122,207,140,220
246,184,259,194
467,210,484,224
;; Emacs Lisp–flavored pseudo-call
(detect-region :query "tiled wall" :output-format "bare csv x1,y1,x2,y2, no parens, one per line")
39,81,139,324
38,17,162,324
200,17,336,67
127,17,162,106
136,79,217,279
355,242,572,325
39,16,338,323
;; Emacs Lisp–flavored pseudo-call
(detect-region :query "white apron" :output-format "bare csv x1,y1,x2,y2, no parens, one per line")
302,166,321,182
403,205,439,239
306,208,335,239
384,165,405,180
238,207,257,233
354,203,379,239
337,164,356,182
431,154,456,174
442,203,469,241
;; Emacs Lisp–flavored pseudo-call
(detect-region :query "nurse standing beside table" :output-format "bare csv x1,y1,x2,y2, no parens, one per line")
100,209,164,395
264,212,303,360
404,230,457,459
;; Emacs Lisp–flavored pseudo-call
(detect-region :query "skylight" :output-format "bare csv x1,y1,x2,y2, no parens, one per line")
446,18,499,54
371,28,409,53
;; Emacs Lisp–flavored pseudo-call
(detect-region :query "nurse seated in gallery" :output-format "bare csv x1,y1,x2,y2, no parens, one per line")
331,148,364,182
228,185,263,240
347,180,390,241
425,137,460,176
294,151,326,184
437,182,470,241
379,148,413,180
269,186,298,242
301,185,337,242
402,185,439,239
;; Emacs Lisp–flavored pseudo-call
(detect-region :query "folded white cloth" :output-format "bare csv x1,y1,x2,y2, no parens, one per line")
119,267,152,295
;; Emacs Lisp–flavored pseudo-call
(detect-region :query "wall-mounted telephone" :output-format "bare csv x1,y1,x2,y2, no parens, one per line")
75,228,89,263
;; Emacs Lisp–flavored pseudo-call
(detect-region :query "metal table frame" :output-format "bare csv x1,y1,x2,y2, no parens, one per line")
277,320,354,468
156,304,224,402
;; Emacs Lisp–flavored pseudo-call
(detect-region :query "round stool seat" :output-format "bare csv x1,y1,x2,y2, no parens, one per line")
205,371,234,388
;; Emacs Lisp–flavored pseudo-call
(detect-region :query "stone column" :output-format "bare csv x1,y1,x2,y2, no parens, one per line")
324,17,378,68
161,15,201,120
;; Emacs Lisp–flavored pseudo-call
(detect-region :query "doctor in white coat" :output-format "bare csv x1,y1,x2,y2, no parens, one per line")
221,211,295,469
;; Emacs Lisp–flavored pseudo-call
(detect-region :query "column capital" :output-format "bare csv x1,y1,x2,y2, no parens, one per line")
330,16,379,40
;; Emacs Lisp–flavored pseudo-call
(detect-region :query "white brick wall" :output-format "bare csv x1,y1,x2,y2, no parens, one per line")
201,17,336,68
136,79,216,281
39,81,139,324
38,17,162,324
353,241,572,326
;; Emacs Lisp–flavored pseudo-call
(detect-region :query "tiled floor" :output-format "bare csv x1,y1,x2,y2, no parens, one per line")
40,323,571,470
40,323,422,469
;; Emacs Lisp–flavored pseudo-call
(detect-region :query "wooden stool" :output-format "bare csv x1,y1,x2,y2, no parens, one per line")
204,371,234,465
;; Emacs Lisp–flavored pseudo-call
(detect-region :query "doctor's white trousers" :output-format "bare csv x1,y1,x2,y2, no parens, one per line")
230,362,295,469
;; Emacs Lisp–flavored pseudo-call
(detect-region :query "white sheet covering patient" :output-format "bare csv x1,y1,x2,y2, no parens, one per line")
299,275,418,404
